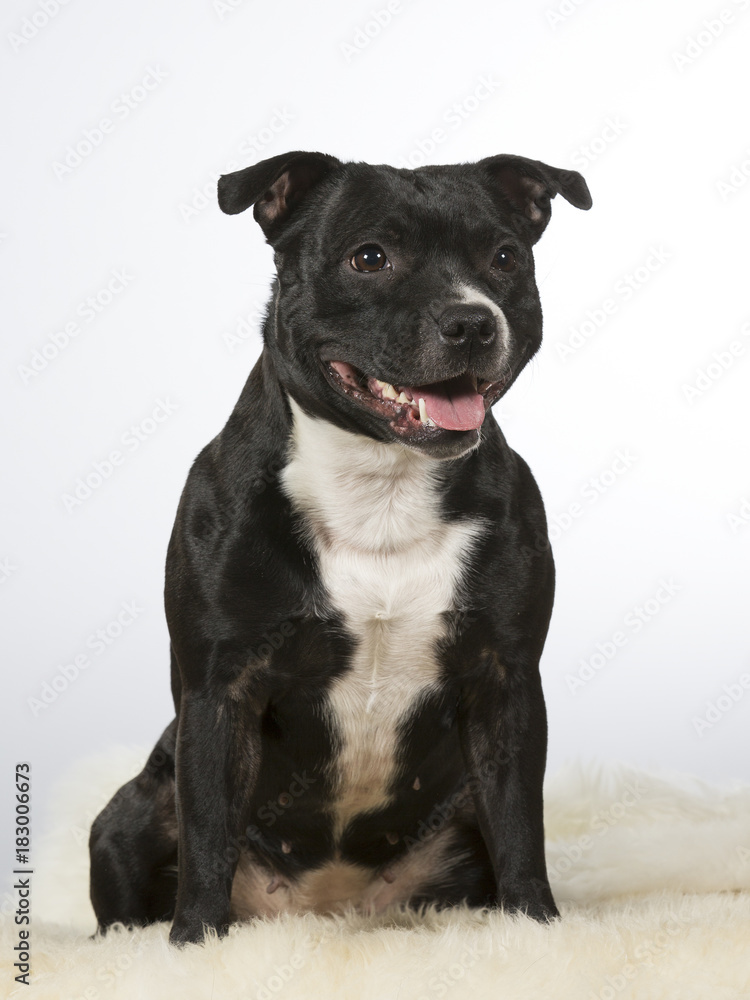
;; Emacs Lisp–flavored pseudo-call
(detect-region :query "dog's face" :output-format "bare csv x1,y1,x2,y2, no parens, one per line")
219,152,591,459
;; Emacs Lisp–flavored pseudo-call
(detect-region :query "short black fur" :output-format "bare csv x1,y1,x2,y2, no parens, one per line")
89,151,591,943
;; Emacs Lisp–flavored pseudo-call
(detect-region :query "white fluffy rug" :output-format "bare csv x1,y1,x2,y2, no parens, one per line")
3,748,750,999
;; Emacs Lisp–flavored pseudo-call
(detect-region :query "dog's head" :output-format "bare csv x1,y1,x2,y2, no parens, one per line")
218,152,591,459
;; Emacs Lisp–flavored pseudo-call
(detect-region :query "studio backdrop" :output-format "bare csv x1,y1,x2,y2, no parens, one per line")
2,0,749,874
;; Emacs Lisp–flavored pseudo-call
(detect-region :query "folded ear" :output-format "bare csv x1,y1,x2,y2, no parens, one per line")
480,154,592,243
218,151,342,235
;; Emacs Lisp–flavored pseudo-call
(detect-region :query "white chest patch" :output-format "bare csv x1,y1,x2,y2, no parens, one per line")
281,399,484,839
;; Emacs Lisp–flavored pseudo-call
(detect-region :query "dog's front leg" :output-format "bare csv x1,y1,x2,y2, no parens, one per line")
169,687,261,945
457,658,558,922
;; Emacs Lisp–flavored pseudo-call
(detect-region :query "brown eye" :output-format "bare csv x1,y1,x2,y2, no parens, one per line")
351,244,388,272
492,247,516,272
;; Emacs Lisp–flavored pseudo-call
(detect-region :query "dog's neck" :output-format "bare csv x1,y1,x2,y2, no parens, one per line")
281,396,450,554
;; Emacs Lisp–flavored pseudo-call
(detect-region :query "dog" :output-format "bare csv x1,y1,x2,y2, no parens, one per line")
89,151,591,944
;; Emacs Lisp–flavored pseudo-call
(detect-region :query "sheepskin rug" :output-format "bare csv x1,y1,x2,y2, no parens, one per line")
3,748,750,999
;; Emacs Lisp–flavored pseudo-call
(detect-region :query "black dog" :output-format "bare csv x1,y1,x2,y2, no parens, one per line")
89,151,591,944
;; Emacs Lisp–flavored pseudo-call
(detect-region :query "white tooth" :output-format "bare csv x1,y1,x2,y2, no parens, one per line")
418,397,435,427
382,383,398,399
397,391,410,404
373,378,386,389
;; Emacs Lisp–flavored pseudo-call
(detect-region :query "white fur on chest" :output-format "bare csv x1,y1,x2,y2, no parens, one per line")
281,399,483,837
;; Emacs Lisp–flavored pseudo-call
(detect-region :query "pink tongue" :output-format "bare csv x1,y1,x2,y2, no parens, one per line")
409,374,485,431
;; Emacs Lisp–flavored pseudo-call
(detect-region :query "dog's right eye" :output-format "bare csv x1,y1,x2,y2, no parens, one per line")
351,245,389,272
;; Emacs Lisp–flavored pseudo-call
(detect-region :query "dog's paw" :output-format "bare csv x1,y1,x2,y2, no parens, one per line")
496,879,560,923
516,896,560,923
169,912,227,946
169,921,206,947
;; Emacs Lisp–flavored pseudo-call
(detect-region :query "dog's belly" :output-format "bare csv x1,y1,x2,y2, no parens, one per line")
230,822,462,918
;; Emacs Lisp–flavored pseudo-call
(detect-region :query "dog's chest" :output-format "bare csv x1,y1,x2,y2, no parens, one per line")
281,402,482,835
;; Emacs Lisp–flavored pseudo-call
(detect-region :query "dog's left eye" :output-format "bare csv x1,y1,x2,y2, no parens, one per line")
492,247,517,272
351,245,389,272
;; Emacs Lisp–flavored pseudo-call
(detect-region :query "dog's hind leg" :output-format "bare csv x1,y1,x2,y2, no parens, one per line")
89,719,178,930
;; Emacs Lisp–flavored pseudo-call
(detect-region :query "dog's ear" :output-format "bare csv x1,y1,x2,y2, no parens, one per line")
218,151,342,235
480,154,592,243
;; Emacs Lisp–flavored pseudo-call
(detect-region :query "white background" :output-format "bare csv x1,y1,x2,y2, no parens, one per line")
2,0,749,877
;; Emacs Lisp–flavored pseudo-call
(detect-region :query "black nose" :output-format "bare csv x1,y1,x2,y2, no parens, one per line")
438,304,497,348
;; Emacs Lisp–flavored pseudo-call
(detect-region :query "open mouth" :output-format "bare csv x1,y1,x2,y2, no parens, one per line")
324,360,507,436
